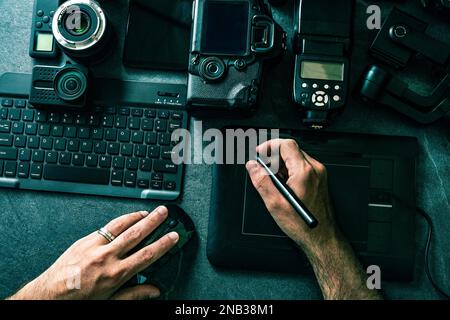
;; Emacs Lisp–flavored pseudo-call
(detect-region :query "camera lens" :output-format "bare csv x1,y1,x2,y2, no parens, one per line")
64,9,91,36
54,68,88,101
199,57,226,82
53,0,112,62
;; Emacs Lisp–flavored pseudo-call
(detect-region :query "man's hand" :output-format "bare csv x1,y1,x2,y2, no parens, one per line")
9,206,179,300
246,139,382,300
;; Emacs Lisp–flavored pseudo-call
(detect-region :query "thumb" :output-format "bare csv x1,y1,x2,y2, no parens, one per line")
246,160,279,201
111,285,161,300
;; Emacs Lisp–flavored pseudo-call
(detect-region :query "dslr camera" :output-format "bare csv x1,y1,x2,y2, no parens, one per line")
187,0,286,113
29,0,113,109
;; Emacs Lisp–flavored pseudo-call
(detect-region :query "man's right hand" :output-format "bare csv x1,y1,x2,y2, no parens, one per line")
246,139,382,300
246,139,341,255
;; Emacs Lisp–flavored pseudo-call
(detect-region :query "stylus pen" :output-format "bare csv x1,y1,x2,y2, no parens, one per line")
256,156,319,229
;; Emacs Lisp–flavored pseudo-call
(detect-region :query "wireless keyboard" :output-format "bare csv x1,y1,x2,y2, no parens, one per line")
0,97,188,200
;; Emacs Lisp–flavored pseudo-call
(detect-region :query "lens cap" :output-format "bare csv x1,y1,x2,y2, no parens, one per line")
54,67,88,101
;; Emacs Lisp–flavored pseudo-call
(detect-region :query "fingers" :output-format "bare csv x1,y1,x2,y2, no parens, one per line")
110,206,169,256
300,150,327,177
256,139,307,177
111,285,161,300
246,160,286,212
89,210,150,245
123,232,179,276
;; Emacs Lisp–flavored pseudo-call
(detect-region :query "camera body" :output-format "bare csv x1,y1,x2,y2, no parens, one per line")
29,0,112,109
187,0,286,112
421,0,450,13
30,61,88,109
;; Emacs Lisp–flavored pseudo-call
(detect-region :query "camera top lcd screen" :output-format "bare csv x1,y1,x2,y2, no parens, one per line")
301,61,344,81
201,1,250,56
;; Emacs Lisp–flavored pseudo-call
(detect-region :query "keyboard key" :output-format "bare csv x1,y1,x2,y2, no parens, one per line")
40,137,53,150
55,138,67,151
137,179,149,189
105,129,117,141
161,146,175,160
80,141,93,153
115,116,127,129
0,160,2,174
121,144,133,156
30,163,43,179
118,130,130,142
124,171,137,187
94,141,106,154
0,147,17,160
158,110,170,119
74,114,86,125
67,140,80,152
78,127,90,139
139,159,152,171
4,161,17,177
99,155,112,168
86,154,98,167
145,132,157,145
0,120,11,133
111,170,123,186
113,157,125,169
142,119,154,131
118,107,130,116
0,108,8,119
1,99,13,107
19,149,31,161
107,142,120,155
158,133,171,146
9,109,20,121
129,118,140,130
44,165,110,185
25,123,37,135
72,154,85,166
126,158,138,170
106,107,116,114
18,162,30,178
61,113,73,124
131,131,144,144
164,181,176,190
0,134,13,146
65,127,77,138
32,150,45,162
148,145,160,158
102,115,114,127
14,136,27,148
169,121,182,132
12,122,24,134
92,128,103,140
172,111,183,120
135,145,147,157
15,100,27,108
48,112,60,123
144,109,156,118
51,125,64,137
28,136,40,149
154,160,177,173
36,110,47,122
59,152,71,165
151,173,164,181
87,114,99,126
155,119,167,132
22,109,34,121
38,124,50,136
132,109,143,117
46,151,58,164
151,180,162,190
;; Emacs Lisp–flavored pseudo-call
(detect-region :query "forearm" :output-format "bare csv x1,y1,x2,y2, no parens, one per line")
303,231,382,300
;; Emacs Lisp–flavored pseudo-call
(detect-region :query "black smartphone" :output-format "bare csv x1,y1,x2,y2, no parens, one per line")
123,0,192,71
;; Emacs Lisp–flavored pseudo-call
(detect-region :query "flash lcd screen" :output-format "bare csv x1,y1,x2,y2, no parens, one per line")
301,61,344,81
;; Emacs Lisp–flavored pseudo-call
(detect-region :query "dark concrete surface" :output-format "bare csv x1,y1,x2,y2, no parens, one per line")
0,0,449,299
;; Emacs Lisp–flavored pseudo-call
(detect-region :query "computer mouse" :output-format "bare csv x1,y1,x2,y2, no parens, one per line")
126,205,195,285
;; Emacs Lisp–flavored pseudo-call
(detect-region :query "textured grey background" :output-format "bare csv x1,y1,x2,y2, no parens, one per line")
0,0,449,300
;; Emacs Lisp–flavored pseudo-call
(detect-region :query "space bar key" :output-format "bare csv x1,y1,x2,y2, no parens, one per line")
44,165,110,185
